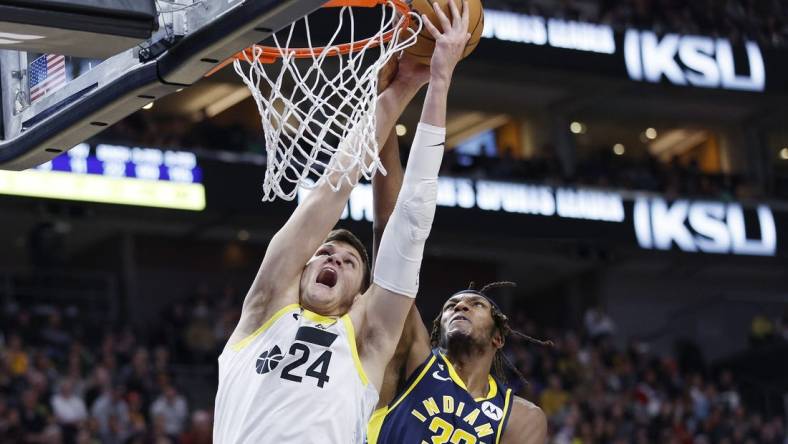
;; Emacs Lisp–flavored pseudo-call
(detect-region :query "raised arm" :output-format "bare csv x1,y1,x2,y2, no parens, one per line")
355,0,472,389
229,61,429,343
370,59,436,411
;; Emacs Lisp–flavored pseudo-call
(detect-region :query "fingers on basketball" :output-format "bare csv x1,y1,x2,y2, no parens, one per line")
405,0,485,65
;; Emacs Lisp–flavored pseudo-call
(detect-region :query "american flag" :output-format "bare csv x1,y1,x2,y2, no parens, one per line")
28,54,66,103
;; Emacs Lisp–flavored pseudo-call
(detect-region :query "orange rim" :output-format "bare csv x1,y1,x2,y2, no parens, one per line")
205,0,412,77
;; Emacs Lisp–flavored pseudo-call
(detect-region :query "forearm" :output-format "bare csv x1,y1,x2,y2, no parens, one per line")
250,160,358,304
376,80,423,147
419,79,450,128
373,123,445,297
372,130,404,265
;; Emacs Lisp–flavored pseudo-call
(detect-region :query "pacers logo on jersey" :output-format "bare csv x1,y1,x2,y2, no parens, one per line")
256,345,284,374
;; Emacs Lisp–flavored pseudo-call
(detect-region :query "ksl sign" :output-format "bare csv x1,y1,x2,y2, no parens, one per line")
624,30,765,91
633,198,776,256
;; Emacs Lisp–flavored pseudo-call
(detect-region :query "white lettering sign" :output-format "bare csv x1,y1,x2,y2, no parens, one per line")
482,10,615,54
624,30,765,91
299,178,625,224
633,198,776,256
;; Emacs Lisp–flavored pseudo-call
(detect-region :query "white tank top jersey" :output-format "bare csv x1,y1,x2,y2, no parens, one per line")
214,304,379,444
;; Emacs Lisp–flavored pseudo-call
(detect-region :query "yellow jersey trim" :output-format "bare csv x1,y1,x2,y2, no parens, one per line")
229,303,300,352
439,352,498,401
388,355,437,412
303,308,339,326
495,388,513,444
341,315,369,386
366,407,388,444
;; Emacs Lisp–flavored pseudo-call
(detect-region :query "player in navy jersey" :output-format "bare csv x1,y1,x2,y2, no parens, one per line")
366,133,549,444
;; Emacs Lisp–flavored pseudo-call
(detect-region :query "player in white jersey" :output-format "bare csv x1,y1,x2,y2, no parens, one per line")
213,2,473,443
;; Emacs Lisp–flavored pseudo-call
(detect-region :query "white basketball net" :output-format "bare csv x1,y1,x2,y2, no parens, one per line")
233,2,421,201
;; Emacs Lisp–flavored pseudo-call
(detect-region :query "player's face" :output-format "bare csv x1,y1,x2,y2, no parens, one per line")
300,241,364,315
440,293,502,350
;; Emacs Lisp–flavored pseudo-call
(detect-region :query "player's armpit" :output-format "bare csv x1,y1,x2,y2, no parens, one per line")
501,397,547,444
351,284,415,390
373,305,421,409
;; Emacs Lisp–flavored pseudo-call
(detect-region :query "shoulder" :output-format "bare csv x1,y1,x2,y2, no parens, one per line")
501,395,547,444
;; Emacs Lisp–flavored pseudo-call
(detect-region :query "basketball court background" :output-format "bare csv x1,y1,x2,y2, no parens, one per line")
1,1,788,442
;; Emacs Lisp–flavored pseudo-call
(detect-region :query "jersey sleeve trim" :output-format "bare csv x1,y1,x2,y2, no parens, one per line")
495,388,513,444
340,314,369,386
388,354,437,412
229,303,300,352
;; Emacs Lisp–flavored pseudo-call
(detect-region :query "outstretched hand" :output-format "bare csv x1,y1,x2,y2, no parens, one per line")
422,0,471,86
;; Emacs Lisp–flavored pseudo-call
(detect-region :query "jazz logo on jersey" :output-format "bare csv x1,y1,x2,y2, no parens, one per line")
410,395,495,440
256,346,284,374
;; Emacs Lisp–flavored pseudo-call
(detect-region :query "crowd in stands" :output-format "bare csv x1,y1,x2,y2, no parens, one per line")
510,306,788,444
2,281,787,443
442,147,753,201
487,0,788,47
0,297,216,444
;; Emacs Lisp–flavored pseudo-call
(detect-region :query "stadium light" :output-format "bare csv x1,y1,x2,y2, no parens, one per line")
613,143,625,155
396,124,408,137
645,128,658,140
780,147,788,160
570,121,586,134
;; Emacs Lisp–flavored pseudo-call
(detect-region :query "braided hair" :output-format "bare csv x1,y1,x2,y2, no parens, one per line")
429,281,553,386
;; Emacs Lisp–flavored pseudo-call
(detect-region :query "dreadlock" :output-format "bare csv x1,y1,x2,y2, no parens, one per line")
429,281,554,387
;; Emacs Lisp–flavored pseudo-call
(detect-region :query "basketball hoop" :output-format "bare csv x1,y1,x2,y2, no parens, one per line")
209,0,420,201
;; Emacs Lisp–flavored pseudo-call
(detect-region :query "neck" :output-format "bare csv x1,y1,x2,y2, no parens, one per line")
444,345,497,399
300,296,344,317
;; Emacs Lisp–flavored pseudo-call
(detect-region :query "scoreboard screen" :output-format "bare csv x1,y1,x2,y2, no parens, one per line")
0,144,206,211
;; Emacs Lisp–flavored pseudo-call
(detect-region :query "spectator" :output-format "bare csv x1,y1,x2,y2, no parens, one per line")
3,334,30,377
51,378,88,443
91,384,131,443
149,385,188,439
584,306,616,341
121,348,155,409
18,389,50,442
179,410,212,444
539,374,569,417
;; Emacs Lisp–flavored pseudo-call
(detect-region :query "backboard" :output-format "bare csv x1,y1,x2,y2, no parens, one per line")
0,0,325,170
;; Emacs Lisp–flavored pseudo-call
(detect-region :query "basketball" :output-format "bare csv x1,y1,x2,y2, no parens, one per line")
405,0,485,64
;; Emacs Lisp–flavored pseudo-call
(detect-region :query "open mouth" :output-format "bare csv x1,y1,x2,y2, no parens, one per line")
451,315,469,324
316,267,338,288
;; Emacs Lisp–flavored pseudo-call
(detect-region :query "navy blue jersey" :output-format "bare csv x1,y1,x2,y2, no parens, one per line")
369,349,513,444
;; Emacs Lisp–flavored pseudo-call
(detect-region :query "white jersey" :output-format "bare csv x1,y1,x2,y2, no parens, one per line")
214,304,379,444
